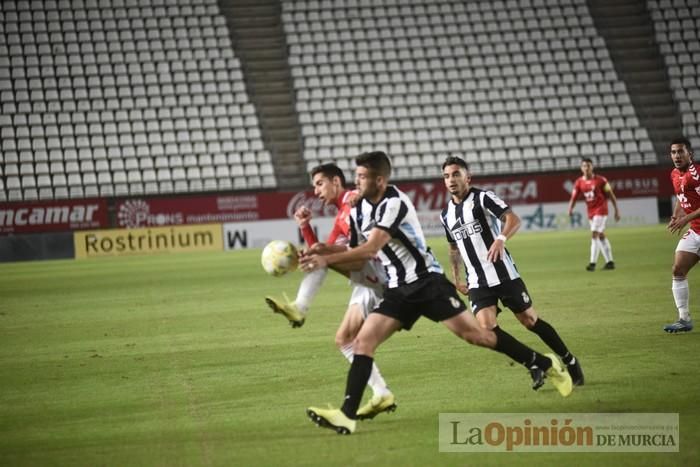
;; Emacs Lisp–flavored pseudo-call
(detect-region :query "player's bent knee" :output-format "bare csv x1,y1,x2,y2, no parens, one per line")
517,310,538,329
351,335,377,357
335,332,351,349
672,264,689,277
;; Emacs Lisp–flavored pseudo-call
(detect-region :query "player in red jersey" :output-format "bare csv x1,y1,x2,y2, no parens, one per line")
567,158,621,271
665,137,698,333
264,163,396,418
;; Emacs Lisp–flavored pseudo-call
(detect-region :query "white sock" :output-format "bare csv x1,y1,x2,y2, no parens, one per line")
672,277,691,321
294,267,328,313
340,344,391,397
598,238,612,263
590,239,600,264
604,238,614,262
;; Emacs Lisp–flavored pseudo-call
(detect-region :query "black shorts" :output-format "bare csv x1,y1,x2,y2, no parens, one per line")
468,278,533,315
372,272,467,330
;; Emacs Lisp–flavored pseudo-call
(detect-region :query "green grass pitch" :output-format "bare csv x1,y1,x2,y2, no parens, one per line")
1,225,698,466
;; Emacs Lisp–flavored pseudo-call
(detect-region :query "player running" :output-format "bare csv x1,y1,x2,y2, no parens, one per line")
665,137,698,333
264,163,396,419
440,156,584,387
302,152,572,435
567,158,621,271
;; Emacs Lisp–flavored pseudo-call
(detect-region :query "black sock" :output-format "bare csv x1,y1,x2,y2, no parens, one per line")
340,354,373,419
529,318,571,360
493,326,551,370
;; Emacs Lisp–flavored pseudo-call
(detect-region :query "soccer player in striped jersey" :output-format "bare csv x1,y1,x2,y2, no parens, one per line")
567,158,621,271
264,163,396,418
440,156,584,388
665,137,698,333
301,151,572,435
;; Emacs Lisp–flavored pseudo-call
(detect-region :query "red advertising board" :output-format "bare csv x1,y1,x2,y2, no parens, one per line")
113,166,672,228
0,198,108,234
399,166,672,210
1,166,672,234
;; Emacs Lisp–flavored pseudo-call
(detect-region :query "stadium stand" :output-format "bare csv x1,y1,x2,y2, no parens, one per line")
649,0,700,150
281,0,659,180
2,0,698,201
0,0,273,201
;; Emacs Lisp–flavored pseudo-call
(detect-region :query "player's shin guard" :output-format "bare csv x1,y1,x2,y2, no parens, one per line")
340,344,390,397
590,239,600,264
295,267,328,312
672,276,691,321
529,318,570,358
340,354,373,420
601,238,613,262
493,326,551,370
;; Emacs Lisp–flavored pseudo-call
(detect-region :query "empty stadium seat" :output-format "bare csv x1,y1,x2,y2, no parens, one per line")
0,0,273,200
650,0,700,149
282,0,658,177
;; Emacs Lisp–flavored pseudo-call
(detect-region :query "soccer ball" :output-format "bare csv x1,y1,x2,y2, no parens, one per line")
261,240,299,277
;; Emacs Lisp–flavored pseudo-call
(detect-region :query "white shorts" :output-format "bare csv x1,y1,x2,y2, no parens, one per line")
348,284,383,319
349,258,386,293
589,215,607,233
676,229,700,256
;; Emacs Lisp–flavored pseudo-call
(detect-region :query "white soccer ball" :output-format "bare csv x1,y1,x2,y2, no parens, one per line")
261,240,299,277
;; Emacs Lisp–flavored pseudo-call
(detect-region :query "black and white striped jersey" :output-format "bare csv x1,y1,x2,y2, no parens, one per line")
350,185,443,288
440,187,520,289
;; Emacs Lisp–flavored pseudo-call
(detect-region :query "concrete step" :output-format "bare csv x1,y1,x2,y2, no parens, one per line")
607,46,660,60
272,141,302,153
612,57,667,71
593,6,647,16
227,16,280,28
236,36,286,49
219,5,278,16
218,0,314,182
588,2,647,15
237,47,288,61
248,78,290,91
595,24,655,38
634,104,680,119
592,14,650,28
625,81,674,93
239,58,289,71
256,93,295,106
265,127,300,141
258,108,298,121
588,0,684,153
622,69,672,82
246,68,290,81
227,27,280,39
220,0,277,7
631,93,678,106
604,37,655,49
275,165,306,179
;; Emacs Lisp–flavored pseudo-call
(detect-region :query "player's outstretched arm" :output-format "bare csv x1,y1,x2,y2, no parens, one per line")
300,228,391,271
303,243,366,276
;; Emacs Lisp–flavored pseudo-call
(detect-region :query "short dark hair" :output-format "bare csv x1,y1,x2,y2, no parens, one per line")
670,137,693,153
581,157,594,164
310,163,345,186
442,156,469,171
356,151,391,178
